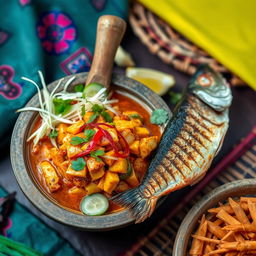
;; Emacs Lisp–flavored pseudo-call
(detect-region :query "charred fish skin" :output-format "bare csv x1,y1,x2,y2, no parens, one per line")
112,65,232,223
141,95,229,199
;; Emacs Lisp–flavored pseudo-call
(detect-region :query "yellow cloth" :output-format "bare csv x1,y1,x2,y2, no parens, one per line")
138,0,256,89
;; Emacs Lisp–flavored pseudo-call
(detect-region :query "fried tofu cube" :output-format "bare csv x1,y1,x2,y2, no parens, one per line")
57,123,68,144
66,145,82,159
135,127,150,138
129,140,140,155
109,158,127,173
81,142,90,151
133,158,148,174
83,111,94,123
103,171,119,194
140,136,158,158
68,186,85,195
123,111,141,119
133,158,148,181
72,177,86,187
40,161,60,192
115,181,130,193
85,182,102,195
126,169,139,188
131,119,143,127
58,160,69,178
102,150,116,166
87,157,105,173
113,120,133,131
67,120,84,134
97,175,105,190
66,164,86,178
121,129,135,145
50,148,64,168
99,126,118,146
89,166,105,181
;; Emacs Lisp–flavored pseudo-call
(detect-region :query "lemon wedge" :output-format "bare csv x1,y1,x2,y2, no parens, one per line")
126,67,175,96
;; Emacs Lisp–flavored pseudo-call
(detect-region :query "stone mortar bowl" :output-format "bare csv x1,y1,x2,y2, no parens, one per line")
173,179,256,255
10,72,171,231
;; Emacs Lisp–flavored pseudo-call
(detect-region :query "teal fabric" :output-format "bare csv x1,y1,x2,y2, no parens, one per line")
0,0,128,139
0,187,80,256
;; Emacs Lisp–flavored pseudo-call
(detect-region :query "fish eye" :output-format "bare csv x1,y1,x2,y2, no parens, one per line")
196,73,214,87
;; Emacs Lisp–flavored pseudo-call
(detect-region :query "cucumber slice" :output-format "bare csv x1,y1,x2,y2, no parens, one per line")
119,160,133,180
80,193,109,216
83,83,105,98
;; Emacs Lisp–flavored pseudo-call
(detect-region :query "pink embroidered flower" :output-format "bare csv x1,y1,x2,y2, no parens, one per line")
37,11,77,55
19,0,30,6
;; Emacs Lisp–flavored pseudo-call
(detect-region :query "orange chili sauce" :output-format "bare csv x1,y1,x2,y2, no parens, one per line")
28,91,161,214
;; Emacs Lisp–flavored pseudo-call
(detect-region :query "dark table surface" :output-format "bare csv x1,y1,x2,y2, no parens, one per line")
1,25,256,256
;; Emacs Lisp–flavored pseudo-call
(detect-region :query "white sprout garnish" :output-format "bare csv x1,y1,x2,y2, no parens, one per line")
17,71,118,146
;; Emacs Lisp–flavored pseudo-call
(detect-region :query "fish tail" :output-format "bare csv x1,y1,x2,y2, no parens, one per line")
111,188,157,223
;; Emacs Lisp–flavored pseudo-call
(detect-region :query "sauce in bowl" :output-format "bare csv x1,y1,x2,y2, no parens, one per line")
28,91,161,214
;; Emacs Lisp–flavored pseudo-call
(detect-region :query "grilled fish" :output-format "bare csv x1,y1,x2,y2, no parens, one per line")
112,66,232,223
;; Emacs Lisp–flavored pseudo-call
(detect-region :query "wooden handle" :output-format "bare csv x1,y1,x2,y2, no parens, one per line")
86,15,126,88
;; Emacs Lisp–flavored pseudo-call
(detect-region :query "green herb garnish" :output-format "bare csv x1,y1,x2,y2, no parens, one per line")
70,129,96,145
169,91,182,105
71,136,87,145
87,113,99,123
84,129,96,141
74,84,85,92
150,109,169,125
71,157,86,171
49,129,58,138
53,98,72,115
92,104,104,113
101,111,113,122
128,113,143,121
90,149,104,161
90,104,113,123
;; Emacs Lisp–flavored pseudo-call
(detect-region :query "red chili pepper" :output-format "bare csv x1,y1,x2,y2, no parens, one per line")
71,129,103,159
74,122,130,159
96,123,130,158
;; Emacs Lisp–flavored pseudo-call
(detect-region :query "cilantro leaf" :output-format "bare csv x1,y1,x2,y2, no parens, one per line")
169,91,182,105
128,113,143,121
101,111,113,122
49,129,58,138
53,98,72,115
90,149,104,161
150,109,169,125
86,113,99,123
71,158,86,171
74,84,84,92
71,136,87,145
92,104,104,113
84,129,96,141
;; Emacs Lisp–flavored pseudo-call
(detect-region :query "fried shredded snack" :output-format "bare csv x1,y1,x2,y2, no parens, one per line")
189,197,256,256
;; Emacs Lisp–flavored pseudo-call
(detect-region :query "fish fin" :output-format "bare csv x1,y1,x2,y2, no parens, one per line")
111,188,158,223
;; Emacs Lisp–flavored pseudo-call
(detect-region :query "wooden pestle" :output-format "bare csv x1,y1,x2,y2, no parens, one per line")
86,15,126,88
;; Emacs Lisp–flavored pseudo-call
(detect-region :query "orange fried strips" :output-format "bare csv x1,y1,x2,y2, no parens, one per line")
189,197,256,256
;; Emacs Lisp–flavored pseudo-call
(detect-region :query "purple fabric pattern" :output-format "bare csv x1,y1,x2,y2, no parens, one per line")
0,65,22,100
90,0,107,11
0,30,10,46
37,11,77,55
61,47,92,74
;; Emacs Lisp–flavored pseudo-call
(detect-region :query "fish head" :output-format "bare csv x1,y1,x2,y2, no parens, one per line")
188,65,232,111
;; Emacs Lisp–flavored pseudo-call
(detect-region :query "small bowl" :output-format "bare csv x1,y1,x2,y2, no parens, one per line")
173,179,256,256
10,72,171,231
